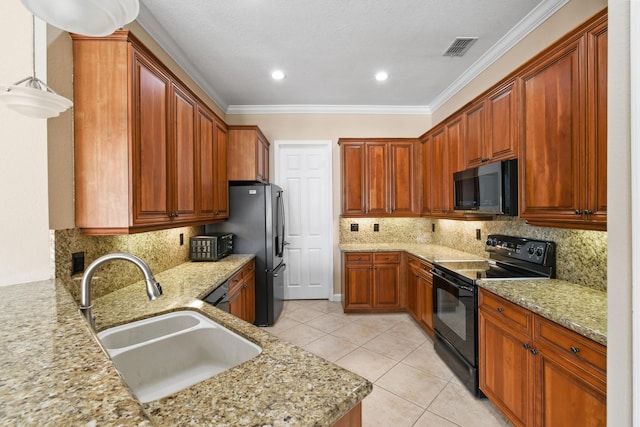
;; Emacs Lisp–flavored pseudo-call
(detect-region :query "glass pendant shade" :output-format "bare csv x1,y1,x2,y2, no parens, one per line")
0,77,73,119
20,0,139,37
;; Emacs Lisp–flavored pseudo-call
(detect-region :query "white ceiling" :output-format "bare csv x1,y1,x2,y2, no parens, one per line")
137,0,568,114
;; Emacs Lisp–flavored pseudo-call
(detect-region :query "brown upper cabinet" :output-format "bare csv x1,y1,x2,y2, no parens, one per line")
227,125,270,183
72,31,228,235
464,79,519,168
519,11,607,231
339,139,419,217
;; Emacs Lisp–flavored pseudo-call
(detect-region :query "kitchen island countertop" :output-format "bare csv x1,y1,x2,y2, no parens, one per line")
0,254,371,426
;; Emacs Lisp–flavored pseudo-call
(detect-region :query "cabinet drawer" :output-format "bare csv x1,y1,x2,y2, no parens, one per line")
228,270,244,292
534,316,606,374
409,257,432,279
373,252,400,264
479,290,532,334
241,260,255,278
345,252,372,264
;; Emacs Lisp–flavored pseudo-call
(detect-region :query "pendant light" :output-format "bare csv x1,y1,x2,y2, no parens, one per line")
19,0,139,37
0,15,73,119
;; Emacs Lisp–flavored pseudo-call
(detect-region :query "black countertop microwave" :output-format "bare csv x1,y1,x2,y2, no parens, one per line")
453,159,518,216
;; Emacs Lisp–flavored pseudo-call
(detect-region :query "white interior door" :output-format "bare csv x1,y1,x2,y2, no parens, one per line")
275,141,333,300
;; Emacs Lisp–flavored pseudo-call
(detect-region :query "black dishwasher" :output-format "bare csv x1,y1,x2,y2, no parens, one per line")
203,280,229,312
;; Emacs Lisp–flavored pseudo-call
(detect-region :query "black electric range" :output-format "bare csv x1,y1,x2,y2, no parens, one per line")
431,235,556,397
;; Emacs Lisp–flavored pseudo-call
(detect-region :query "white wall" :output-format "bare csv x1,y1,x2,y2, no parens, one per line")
0,1,52,285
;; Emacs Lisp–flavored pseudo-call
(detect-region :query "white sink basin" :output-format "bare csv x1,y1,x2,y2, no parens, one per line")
97,310,261,403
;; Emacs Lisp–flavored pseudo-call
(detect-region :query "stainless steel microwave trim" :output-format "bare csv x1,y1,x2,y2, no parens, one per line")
453,159,518,215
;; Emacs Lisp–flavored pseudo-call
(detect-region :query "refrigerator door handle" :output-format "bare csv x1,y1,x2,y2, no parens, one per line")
272,263,287,277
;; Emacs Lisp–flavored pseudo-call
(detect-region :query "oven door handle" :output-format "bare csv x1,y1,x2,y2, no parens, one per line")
432,268,474,292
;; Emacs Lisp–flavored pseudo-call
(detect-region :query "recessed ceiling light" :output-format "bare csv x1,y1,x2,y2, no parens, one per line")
271,70,286,80
375,71,389,81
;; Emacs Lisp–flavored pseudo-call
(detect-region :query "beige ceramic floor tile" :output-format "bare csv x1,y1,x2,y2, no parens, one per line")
284,307,326,323
335,347,398,382
352,313,407,333
303,334,359,362
331,321,384,346
306,299,343,313
362,331,421,361
428,381,507,427
274,323,326,347
261,316,301,336
361,385,425,427
413,410,461,427
376,363,449,408
305,313,355,333
386,319,430,345
402,341,455,382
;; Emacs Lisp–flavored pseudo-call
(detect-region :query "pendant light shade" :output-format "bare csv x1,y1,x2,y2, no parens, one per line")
20,0,139,37
0,15,73,119
0,78,73,119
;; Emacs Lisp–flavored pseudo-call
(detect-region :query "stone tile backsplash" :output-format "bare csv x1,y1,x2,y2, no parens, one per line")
55,226,204,303
340,216,607,291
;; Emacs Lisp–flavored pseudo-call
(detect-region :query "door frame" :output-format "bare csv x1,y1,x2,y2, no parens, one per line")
273,140,334,300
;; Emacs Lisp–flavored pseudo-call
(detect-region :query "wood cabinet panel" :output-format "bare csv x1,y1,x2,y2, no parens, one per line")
407,256,434,336
72,31,229,234
373,263,400,308
479,289,607,427
341,142,366,215
228,260,256,323
365,142,388,215
389,142,416,215
420,134,432,215
133,52,171,225
342,252,402,312
228,125,270,183
464,100,486,167
344,264,373,309
213,122,229,218
172,84,198,222
429,127,448,215
487,79,518,162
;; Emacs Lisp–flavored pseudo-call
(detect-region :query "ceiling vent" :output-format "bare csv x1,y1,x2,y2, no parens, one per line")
443,37,478,57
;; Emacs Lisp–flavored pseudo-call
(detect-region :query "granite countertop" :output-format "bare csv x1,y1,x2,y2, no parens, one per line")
340,243,607,346
0,254,371,426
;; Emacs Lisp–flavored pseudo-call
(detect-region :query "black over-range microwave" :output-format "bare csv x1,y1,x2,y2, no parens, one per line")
453,159,518,215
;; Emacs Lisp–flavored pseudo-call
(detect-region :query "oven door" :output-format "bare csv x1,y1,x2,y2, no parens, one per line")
432,268,477,366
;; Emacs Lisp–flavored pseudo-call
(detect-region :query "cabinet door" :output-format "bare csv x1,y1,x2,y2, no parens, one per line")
585,21,607,226
213,121,229,218
407,265,419,320
487,79,518,162
418,273,433,334
420,135,433,215
534,348,606,427
365,142,389,215
479,309,533,427
446,115,465,217
172,84,198,223
389,141,417,215
243,263,256,324
197,107,216,220
430,126,448,215
132,51,171,226
464,100,487,168
373,263,400,308
344,264,373,309
519,38,583,224
341,142,366,215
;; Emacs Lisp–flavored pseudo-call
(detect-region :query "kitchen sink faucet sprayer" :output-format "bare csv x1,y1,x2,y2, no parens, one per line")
80,252,163,329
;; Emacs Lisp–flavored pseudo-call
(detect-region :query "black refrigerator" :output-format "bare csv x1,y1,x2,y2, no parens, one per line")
206,183,286,326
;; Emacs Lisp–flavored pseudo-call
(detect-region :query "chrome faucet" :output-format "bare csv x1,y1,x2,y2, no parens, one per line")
80,252,163,329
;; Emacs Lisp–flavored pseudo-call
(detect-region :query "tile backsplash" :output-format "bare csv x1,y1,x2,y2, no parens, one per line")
340,216,607,291
55,226,204,303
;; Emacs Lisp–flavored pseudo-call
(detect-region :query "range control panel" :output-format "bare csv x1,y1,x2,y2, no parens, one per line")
485,234,556,266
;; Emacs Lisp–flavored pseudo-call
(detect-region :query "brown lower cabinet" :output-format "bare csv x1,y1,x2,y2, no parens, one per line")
479,288,606,427
342,252,402,312
407,255,434,337
228,260,256,324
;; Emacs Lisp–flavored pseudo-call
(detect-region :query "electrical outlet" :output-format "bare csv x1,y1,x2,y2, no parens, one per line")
350,223,359,232
373,224,379,232
180,233,184,245
432,223,436,232
71,252,85,275
476,229,481,240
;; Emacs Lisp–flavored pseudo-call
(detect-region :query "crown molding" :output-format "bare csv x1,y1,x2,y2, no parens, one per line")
225,104,431,115
428,0,569,112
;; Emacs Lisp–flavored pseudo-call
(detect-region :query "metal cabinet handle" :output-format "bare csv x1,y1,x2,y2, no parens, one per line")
530,348,539,355
523,343,530,350
584,210,593,215
497,307,504,313
575,210,582,215
570,346,580,354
